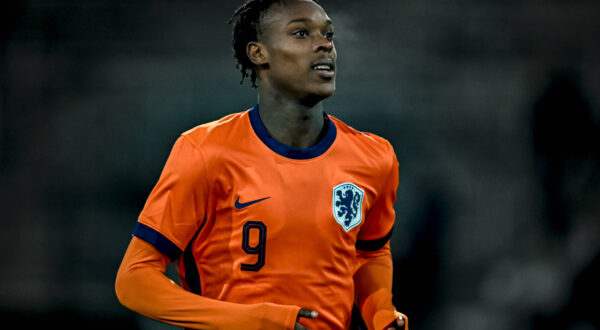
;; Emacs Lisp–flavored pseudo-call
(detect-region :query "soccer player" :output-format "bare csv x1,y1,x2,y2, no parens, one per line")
115,0,408,329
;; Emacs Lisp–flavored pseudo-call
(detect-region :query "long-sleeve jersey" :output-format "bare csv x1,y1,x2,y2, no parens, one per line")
115,105,408,329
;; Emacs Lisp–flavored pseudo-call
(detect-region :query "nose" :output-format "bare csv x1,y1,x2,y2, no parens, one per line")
313,34,333,53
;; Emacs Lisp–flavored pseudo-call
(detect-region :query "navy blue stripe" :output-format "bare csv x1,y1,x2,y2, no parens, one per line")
183,225,204,295
249,104,337,160
356,228,394,251
133,222,182,260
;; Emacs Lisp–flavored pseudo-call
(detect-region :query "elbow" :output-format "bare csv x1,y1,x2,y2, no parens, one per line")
115,273,125,307
115,264,135,310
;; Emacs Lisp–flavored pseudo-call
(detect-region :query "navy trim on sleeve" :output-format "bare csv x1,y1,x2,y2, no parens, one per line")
249,104,337,160
355,228,394,251
133,222,183,260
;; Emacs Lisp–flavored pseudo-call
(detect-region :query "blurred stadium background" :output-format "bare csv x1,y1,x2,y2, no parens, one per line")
1,0,599,329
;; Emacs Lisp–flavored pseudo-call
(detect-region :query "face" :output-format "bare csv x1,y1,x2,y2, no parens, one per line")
251,0,337,103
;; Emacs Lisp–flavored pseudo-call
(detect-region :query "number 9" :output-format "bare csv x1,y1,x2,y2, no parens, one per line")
241,221,267,271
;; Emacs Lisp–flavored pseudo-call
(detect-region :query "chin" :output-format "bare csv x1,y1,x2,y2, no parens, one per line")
314,81,336,98
299,86,335,106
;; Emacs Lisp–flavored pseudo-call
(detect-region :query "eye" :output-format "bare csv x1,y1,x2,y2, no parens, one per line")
324,31,334,41
293,29,309,38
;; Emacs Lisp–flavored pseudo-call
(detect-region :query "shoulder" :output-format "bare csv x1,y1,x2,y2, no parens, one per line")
329,115,397,170
329,115,395,154
179,110,250,148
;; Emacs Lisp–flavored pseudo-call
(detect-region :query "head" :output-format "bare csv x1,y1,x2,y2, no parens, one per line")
229,0,336,103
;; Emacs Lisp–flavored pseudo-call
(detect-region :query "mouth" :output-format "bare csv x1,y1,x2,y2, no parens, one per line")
311,59,335,78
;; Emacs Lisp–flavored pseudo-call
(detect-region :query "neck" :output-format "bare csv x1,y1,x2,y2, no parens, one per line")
257,87,327,149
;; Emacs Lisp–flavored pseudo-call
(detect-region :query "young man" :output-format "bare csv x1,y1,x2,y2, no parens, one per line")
115,0,408,329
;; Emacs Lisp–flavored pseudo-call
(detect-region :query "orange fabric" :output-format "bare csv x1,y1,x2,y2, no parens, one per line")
115,236,301,329
118,107,404,329
354,243,408,330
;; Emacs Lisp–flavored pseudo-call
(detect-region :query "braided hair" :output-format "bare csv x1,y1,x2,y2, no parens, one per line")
228,0,320,88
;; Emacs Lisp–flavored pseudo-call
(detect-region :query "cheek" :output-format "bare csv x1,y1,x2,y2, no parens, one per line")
270,47,307,74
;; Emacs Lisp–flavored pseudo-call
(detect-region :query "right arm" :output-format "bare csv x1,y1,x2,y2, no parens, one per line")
115,236,301,329
116,135,315,329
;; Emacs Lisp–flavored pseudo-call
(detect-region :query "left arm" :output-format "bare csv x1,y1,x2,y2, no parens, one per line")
354,242,407,330
354,140,407,330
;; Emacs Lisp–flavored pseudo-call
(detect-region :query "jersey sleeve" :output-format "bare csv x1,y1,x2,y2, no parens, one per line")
133,135,208,260
357,143,399,251
115,236,301,329
354,241,408,330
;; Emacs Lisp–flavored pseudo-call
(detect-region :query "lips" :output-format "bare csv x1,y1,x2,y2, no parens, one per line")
311,58,335,78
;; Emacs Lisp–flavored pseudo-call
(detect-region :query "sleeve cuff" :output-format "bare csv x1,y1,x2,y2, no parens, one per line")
360,288,408,330
373,310,408,330
254,302,301,330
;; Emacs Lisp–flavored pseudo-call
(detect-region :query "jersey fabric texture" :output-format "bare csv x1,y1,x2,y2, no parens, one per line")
133,105,399,329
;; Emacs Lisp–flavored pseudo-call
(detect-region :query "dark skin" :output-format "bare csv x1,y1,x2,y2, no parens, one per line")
246,1,405,329
247,0,334,149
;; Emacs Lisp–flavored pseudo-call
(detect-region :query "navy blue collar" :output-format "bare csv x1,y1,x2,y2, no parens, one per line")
248,104,337,160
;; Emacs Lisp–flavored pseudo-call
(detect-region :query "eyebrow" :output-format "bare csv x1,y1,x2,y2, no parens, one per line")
286,18,333,26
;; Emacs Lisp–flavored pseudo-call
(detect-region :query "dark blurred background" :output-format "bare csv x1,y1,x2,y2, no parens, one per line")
1,0,599,329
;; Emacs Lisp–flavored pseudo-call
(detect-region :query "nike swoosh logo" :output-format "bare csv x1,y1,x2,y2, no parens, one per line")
235,196,270,209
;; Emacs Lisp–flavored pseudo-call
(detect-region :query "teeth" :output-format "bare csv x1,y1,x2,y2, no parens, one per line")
313,65,331,70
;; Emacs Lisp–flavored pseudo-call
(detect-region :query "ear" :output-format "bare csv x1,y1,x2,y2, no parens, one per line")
246,41,268,66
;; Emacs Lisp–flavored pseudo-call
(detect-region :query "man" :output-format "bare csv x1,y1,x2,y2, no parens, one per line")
115,0,407,329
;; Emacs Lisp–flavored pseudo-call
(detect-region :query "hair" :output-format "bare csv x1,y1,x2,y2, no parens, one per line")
228,0,320,88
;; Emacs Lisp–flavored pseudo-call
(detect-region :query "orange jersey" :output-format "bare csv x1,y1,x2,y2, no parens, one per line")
133,105,399,329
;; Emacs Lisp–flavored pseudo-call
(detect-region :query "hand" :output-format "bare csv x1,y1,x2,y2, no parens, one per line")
386,315,405,330
294,308,318,330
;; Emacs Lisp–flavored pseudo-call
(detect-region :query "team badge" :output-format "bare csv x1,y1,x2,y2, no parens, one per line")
332,182,364,231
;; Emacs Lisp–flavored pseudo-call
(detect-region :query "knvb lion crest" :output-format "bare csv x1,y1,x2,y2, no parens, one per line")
332,182,364,231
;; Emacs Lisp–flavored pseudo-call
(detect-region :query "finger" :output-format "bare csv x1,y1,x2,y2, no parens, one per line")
386,315,405,329
294,322,310,330
397,315,405,327
298,308,318,319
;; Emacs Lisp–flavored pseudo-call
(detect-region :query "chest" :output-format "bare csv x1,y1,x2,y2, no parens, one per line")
214,155,379,236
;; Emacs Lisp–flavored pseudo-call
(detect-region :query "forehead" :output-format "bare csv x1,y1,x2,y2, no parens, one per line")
261,0,331,30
